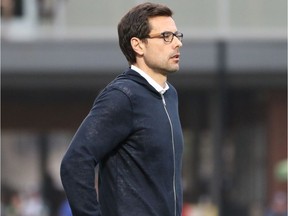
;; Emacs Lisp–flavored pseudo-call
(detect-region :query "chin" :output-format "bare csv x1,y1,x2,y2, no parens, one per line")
165,70,178,76
168,66,179,73
158,65,179,75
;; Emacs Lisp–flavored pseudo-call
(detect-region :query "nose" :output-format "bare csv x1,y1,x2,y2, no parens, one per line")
178,39,183,47
174,37,183,48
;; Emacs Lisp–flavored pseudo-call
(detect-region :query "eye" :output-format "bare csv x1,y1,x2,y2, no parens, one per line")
162,31,173,39
175,32,183,41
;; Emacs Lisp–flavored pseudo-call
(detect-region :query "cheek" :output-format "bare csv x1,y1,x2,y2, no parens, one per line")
146,53,165,67
148,49,167,63
143,45,169,67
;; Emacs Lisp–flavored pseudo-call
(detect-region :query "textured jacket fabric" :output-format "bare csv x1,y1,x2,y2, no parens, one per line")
60,68,184,216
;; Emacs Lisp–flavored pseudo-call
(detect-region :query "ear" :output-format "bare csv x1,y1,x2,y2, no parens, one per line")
130,37,144,56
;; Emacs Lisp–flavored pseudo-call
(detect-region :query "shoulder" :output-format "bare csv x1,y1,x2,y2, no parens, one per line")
105,74,142,98
92,75,138,107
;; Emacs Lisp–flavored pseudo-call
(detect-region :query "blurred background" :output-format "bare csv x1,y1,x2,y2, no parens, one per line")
1,0,287,215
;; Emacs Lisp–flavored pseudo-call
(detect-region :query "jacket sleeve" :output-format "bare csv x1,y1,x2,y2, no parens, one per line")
60,88,133,216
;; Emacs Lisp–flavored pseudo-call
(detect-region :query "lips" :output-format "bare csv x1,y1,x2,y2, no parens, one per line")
171,53,180,60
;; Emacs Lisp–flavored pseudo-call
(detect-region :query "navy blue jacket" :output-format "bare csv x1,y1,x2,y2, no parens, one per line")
60,69,184,216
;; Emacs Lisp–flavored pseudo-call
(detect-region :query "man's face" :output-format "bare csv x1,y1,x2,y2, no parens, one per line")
142,16,183,76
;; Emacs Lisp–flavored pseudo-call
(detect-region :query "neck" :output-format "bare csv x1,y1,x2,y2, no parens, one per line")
133,63,167,88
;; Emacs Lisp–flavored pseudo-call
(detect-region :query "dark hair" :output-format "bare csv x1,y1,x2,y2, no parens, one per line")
118,2,173,65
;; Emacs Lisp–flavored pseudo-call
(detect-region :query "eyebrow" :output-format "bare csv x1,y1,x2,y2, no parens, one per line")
149,30,179,35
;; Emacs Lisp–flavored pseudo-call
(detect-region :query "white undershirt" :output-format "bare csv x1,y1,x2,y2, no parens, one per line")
131,65,169,95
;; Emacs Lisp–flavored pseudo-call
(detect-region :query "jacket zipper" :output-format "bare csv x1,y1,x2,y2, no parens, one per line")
161,94,177,216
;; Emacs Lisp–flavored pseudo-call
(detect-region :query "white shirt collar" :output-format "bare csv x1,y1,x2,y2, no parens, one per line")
131,65,169,94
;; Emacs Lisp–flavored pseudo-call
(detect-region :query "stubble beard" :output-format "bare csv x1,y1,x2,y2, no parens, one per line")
144,56,180,76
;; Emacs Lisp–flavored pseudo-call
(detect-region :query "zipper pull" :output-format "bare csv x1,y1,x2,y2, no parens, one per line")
161,94,166,106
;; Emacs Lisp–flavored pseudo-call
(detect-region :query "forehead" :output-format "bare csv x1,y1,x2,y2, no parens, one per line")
148,16,177,33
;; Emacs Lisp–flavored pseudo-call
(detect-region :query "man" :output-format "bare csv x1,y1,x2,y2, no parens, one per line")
60,2,184,216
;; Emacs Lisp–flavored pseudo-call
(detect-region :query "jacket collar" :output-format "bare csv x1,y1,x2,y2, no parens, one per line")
121,68,169,97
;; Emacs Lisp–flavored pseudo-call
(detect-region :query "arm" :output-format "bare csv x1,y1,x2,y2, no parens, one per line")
60,88,133,215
